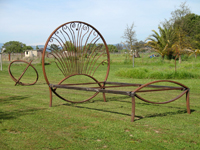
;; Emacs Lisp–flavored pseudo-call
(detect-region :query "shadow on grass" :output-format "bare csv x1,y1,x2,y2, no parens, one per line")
63,103,141,118
144,109,195,118
63,99,195,122
0,96,46,123
0,96,29,104
104,96,194,111
0,108,46,123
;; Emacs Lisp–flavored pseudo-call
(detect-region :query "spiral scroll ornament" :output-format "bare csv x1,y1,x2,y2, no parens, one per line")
42,21,110,102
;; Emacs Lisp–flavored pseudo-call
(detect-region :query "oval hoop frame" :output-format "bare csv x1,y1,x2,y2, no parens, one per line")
51,74,103,103
8,60,39,86
42,21,110,102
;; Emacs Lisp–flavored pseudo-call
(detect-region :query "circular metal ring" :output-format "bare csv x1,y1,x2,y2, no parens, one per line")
8,60,39,86
51,74,103,103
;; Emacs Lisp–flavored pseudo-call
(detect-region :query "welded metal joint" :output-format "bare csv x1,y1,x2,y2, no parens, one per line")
8,60,39,86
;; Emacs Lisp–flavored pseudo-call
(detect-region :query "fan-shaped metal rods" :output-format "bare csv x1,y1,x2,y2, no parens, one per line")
42,21,190,123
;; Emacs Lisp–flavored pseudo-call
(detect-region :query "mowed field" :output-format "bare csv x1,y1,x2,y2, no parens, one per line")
0,53,200,149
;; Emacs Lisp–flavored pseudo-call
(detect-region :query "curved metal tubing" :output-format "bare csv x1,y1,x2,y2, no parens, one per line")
50,74,103,103
130,80,190,122
133,80,188,92
42,21,110,105
135,90,188,104
8,60,39,86
132,80,189,104
42,21,110,86
42,21,190,122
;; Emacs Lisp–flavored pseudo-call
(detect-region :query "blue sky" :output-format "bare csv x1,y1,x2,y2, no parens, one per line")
1,0,200,46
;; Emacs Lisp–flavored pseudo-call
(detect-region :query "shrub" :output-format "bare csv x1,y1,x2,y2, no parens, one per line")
115,68,200,79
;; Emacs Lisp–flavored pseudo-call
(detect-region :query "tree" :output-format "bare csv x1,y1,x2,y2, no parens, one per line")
188,49,200,58
83,43,97,54
146,26,176,59
3,41,33,52
181,13,200,49
62,41,77,52
161,2,193,63
36,45,39,50
25,46,33,50
50,44,60,51
107,44,118,53
3,41,27,53
148,2,200,61
116,43,123,51
133,41,144,51
172,2,192,63
132,40,146,57
2,41,28,61
122,22,137,51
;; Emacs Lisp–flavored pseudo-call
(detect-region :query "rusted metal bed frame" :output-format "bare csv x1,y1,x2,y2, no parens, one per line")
42,21,190,122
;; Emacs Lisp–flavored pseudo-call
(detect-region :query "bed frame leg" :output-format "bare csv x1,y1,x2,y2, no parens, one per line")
103,93,106,102
49,87,52,107
131,96,135,122
186,89,190,114
102,82,106,102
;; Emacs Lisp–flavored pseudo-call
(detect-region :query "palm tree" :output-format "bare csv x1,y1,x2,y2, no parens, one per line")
146,26,176,59
187,49,200,58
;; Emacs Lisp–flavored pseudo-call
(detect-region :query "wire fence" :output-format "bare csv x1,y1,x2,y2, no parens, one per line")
0,52,45,61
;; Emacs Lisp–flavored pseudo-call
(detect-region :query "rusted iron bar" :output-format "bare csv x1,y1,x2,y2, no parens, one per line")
131,96,135,122
49,81,186,97
58,81,184,90
49,87,52,107
105,81,142,86
131,88,184,92
59,81,105,86
49,84,132,96
134,89,189,104
8,60,39,86
91,85,184,91
186,90,191,114
105,81,184,89
132,80,188,93
42,21,191,122
14,60,33,86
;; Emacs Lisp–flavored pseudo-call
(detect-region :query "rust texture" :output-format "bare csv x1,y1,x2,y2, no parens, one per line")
42,21,190,122
8,60,39,86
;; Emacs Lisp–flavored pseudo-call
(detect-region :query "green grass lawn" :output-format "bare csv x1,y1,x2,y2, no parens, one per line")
0,53,200,149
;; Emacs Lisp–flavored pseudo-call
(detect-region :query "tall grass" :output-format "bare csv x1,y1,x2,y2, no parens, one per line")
111,52,200,79
115,68,200,79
